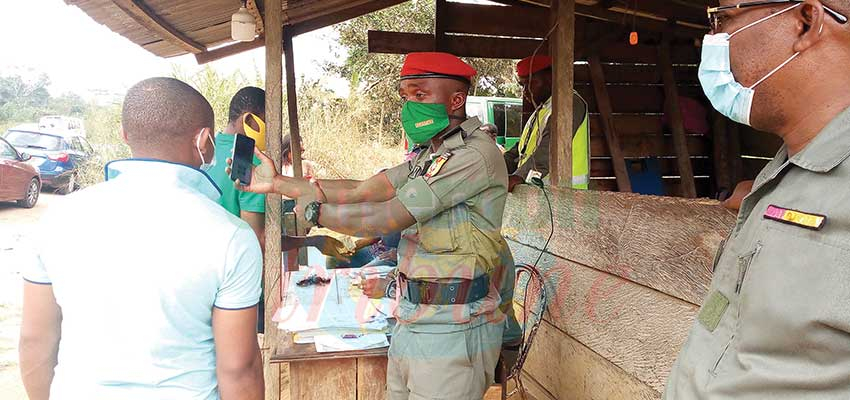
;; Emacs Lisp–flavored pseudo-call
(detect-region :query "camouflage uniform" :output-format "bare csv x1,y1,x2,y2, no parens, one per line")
383,116,508,400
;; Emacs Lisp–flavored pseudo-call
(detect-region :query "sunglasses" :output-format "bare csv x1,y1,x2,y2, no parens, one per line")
707,0,848,32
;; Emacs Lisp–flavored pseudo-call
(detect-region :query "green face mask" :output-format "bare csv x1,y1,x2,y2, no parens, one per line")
401,101,450,145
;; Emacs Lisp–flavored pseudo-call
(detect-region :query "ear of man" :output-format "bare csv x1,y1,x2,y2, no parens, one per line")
793,0,827,52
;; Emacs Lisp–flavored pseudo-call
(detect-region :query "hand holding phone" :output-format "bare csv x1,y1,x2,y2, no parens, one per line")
230,134,255,184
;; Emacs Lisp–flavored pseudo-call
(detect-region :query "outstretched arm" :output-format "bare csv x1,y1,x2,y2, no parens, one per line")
230,148,397,204
316,198,416,238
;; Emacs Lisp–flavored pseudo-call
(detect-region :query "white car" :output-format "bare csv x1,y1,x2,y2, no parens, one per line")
38,116,86,138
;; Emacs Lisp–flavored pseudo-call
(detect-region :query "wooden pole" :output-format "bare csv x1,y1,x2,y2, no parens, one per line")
588,54,631,192
283,31,304,180
549,0,575,188
728,121,743,185
659,33,697,198
263,0,283,398
435,0,448,51
283,29,307,269
711,110,731,195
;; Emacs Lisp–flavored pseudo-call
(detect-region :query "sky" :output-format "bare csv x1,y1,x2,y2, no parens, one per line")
0,0,349,100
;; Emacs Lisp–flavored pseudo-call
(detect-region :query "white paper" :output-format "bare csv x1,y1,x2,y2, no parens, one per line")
314,333,389,353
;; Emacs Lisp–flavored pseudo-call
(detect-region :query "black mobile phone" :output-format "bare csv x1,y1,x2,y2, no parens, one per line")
230,134,255,184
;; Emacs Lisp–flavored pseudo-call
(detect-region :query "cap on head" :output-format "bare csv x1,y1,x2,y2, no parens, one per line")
517,55,552,77
400,52,477,84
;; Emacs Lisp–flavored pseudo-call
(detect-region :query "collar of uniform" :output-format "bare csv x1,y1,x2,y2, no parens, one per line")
459,116,483,134
104,158,222,201
433,117,482,152
787,106,850,173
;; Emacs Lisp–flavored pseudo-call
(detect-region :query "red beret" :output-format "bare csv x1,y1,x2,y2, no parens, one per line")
400,52,477,83
516,55,552,77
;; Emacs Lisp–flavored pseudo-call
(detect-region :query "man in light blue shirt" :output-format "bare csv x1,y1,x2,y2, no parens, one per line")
18,77,264,400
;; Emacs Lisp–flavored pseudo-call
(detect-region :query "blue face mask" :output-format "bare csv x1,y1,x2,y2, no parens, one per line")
698,3,806,126
196,129,216,172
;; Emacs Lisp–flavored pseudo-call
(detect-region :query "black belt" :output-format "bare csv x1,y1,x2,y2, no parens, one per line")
399,273,490,305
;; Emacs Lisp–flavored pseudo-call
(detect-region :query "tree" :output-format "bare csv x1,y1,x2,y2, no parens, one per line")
172,65,250,131
327,0,520,143
0,73,52,122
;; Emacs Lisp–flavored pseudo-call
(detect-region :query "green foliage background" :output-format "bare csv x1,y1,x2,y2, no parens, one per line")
0,1,521,186
327,0,520,141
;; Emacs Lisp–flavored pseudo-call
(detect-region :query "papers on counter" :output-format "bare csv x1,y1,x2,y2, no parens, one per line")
275,267,395,353
314,333,389,353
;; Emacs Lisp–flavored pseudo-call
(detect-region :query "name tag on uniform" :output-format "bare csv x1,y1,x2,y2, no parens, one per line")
763,205,826,230
425,152,451,179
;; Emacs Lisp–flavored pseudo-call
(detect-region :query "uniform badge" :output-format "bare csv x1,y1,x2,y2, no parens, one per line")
763,205,826,230
424,152,452,179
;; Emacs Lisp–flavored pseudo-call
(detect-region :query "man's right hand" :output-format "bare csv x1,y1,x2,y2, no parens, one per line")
226,147,279,194
363,277,390,299
309,235,352,262
507,175,524,192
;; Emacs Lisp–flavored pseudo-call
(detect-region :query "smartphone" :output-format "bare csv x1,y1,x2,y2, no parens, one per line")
230,134,255,184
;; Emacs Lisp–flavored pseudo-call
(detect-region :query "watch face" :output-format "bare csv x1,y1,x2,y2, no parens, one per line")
306,202,319,224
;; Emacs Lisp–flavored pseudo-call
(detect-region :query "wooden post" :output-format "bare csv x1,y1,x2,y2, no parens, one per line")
263,0,283,398
283,31,303,180
728,121,743,185
435,0,448,51
549,0,575,188
588,54,631,192
283,30,306,269
659,34,697,198
711,110,732,194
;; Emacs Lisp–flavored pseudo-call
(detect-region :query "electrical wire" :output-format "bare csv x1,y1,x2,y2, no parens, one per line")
505,179,554,399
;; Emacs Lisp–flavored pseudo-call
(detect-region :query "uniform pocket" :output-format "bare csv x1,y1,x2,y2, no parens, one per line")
735,243,762,294
710,333,735,376
711,237,728,273
418,209,457,253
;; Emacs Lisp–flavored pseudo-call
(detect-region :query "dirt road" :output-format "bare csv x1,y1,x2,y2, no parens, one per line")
0,193,61,400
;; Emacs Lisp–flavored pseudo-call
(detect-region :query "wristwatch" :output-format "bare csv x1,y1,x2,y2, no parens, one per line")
304,201,322,227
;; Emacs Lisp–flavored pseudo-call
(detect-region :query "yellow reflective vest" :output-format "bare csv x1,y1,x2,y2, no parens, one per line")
516,94,590,189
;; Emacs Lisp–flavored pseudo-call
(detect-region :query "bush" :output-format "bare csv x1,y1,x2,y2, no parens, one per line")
77,103,130,188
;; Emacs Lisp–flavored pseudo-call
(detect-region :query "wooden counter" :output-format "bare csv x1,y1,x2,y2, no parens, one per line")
270,269,390,400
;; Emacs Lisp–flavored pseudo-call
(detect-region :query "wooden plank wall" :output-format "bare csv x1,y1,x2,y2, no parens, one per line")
503,186,737,399
572,28,715,198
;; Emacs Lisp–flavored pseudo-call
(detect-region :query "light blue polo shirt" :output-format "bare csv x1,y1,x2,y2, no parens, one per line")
24,159,262,400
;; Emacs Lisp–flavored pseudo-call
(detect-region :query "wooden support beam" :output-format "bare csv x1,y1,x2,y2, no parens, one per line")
435,0,448,51
549,0,575,188
195,0,406,64
112,0,205,54
196,37,264,64
368,30,545,59
711,110,732,194
728,122,744,185
263,0,284,399
283,31,303,180
615,0,706,26
442,1,550,38
575,4,707,38
587,54,631,192
283,29,306,269
659,34,697,198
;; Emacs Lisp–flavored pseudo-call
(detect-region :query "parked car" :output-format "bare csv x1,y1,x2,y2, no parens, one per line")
0,137,41,208
2,129,94,194
39,115,87,137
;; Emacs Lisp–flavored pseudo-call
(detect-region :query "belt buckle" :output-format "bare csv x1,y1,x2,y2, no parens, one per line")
400,278,411,302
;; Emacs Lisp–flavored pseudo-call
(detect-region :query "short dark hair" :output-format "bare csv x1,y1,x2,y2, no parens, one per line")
228,86,265,123
122,77,213,150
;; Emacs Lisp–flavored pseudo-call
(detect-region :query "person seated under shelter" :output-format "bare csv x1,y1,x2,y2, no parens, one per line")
504,54,591,192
